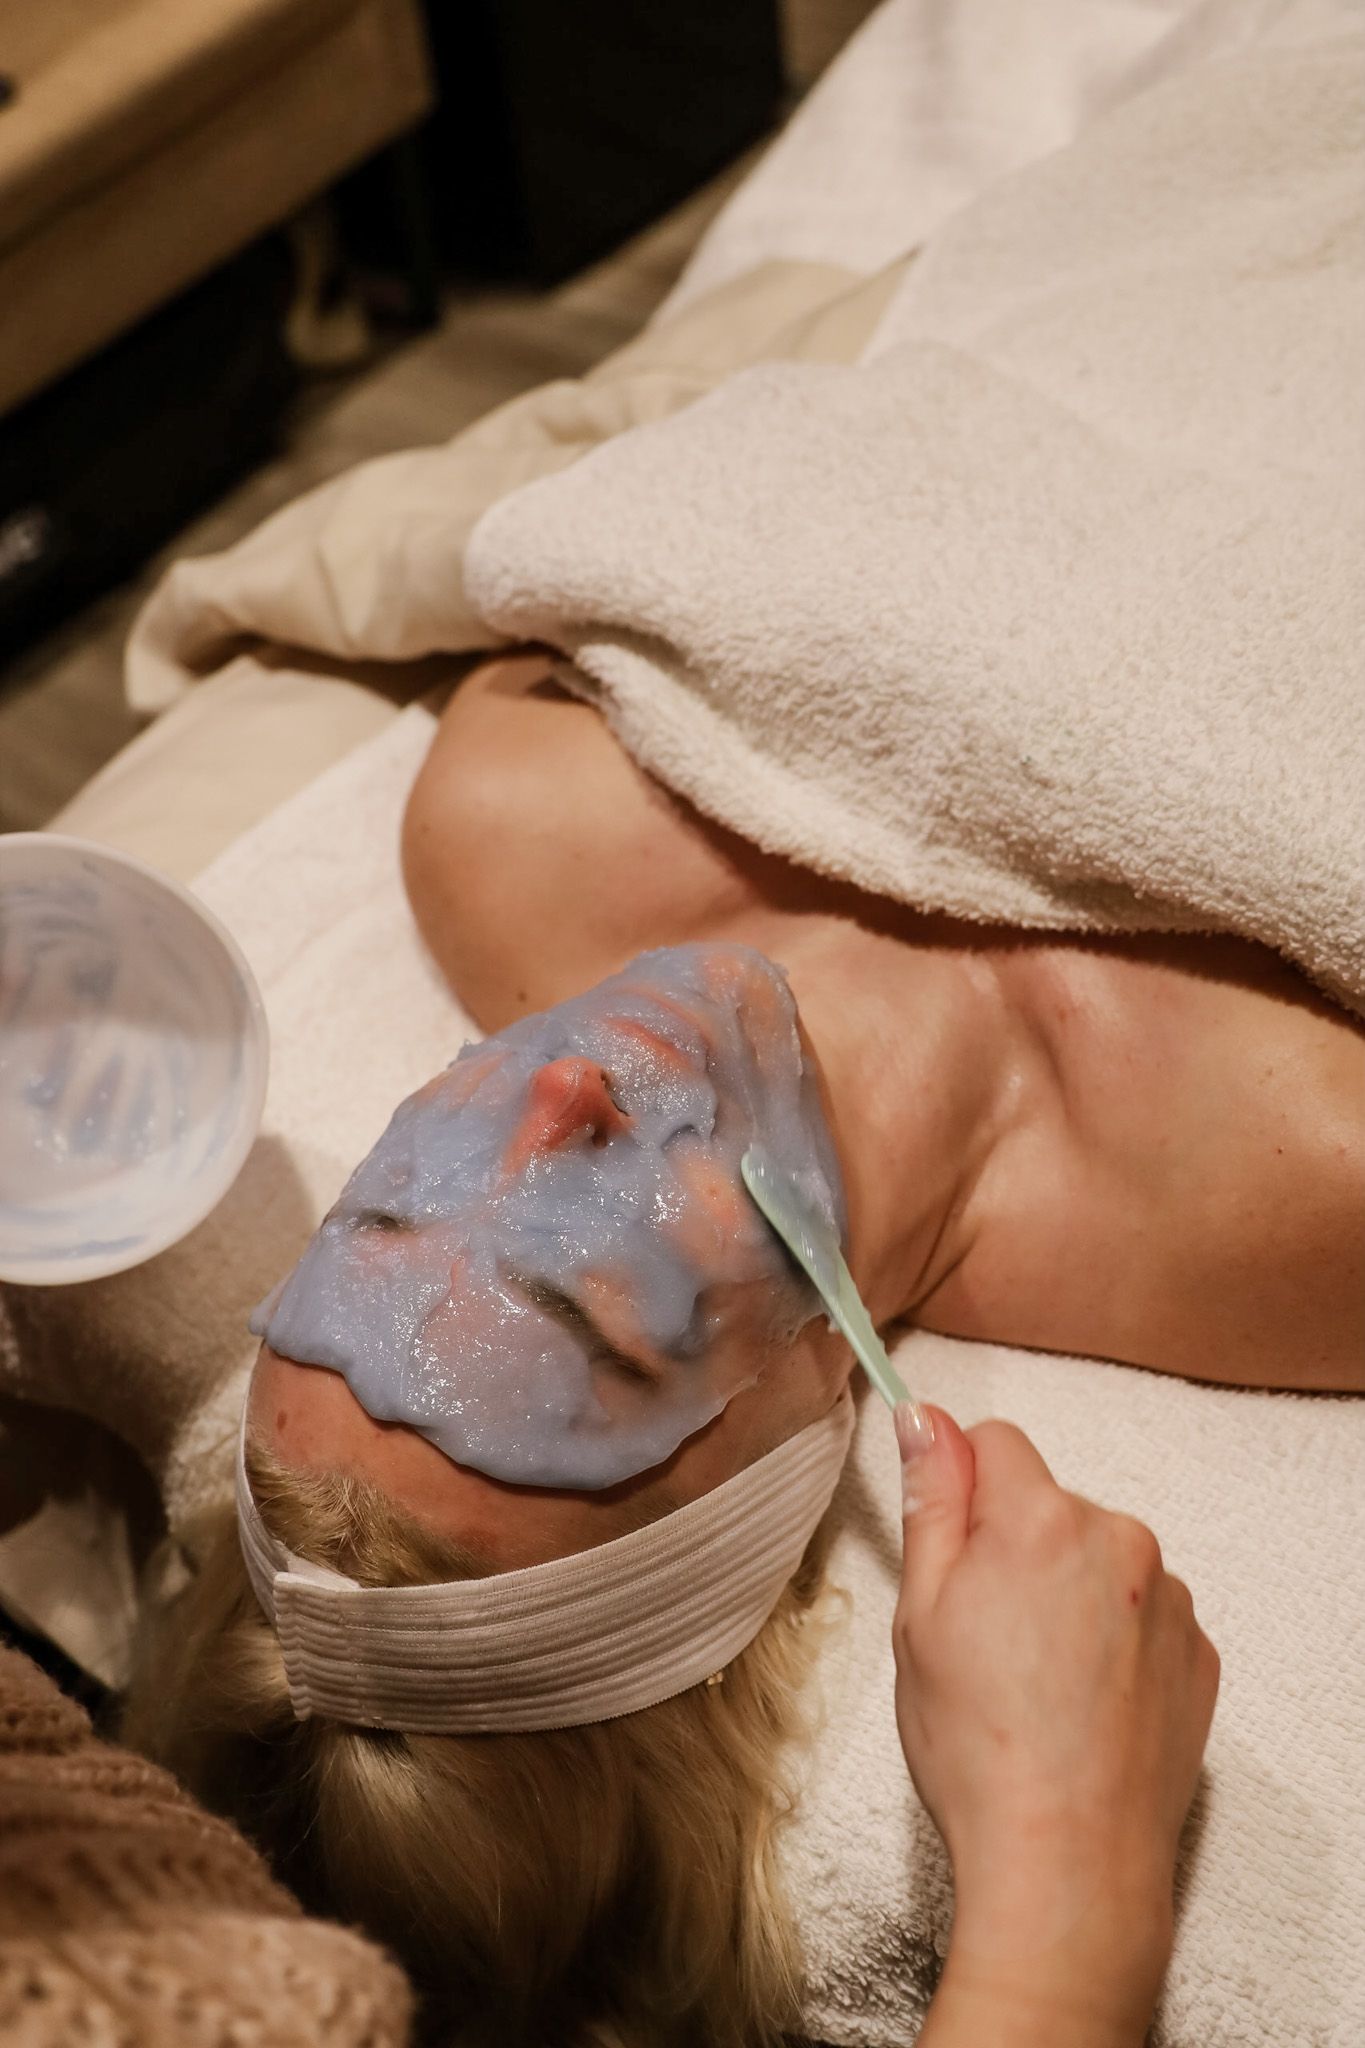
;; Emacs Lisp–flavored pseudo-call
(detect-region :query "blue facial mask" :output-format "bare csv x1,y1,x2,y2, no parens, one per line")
250,944,845,1488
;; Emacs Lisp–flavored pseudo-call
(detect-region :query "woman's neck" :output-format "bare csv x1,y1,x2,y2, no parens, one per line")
731,910,1024,1328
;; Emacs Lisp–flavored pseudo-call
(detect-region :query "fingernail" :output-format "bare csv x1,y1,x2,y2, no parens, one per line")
894,1401,934,1514
895,1401,934,1460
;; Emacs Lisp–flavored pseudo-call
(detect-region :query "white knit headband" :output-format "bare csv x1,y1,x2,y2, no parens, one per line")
236,1390,854,1733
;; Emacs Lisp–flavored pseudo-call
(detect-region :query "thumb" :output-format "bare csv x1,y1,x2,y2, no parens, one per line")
895,1402,975,1612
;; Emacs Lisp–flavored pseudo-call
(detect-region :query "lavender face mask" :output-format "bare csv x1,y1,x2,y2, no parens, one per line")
250,945,845,1489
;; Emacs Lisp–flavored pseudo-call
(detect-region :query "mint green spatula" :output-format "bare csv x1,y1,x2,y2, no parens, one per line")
741,1146,925,1423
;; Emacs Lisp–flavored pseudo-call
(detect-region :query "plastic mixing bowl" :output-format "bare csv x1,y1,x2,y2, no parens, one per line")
0,834,269,1285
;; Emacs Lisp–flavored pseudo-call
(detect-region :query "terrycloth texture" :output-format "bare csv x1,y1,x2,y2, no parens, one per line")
5,708,1360,2046
466,0,1365,1015
119,0,1365,1013
0,1645,412,2047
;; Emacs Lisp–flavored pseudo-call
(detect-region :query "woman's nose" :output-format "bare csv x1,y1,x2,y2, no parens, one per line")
504,1056,631,1172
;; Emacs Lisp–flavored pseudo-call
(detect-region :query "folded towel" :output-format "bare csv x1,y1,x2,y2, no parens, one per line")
4,706,1359,2046
466,1,1365,1015
126,6,1364,1013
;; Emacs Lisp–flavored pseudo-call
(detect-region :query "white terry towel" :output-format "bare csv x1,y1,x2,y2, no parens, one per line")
122,4,1364,1017
3,706,1359,2046
466,0,1365,1016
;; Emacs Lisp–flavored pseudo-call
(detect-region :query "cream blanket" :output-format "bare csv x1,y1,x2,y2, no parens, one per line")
128,0,1365,1012
466,2,1365,1017
6,706,1359,2047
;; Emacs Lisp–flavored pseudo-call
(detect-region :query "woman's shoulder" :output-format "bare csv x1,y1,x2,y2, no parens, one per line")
920,931,1365,1391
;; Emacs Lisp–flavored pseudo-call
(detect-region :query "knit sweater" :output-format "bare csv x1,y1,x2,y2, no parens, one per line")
0,1646,412,2048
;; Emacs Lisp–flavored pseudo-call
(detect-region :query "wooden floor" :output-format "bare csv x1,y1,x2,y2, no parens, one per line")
0,1,879,833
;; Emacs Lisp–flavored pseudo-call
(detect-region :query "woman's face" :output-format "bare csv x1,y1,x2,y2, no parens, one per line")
249,945,851,1545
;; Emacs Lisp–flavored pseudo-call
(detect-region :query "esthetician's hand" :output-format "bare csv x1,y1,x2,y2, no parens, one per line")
892,1407,1219,2048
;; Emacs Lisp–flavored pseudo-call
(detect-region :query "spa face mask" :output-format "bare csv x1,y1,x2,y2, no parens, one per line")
250,944,846,1489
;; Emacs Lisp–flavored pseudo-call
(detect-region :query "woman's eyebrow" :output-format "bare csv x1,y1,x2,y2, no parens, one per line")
507,1274,660,1383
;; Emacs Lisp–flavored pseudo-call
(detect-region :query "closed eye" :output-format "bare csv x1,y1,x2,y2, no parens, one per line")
507,1273,659,1385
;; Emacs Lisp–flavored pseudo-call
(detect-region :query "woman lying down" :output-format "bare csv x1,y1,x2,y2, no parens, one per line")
129,651,1362,2048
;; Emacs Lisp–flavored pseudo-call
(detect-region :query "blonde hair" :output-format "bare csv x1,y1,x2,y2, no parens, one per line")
125,1444,836,2048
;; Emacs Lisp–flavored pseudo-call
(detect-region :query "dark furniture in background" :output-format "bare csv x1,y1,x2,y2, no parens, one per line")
0,241,294,663
0,0,785,663
0,0,434,662
419,0,783,282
